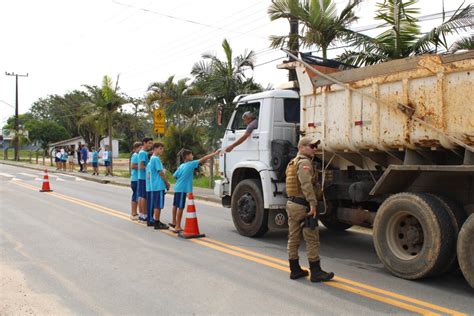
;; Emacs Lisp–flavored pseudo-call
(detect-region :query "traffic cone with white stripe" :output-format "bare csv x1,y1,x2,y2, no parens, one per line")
179,193,205,239
40,169,53,192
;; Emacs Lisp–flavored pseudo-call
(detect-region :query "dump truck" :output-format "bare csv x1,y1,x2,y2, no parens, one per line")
214,51,474,282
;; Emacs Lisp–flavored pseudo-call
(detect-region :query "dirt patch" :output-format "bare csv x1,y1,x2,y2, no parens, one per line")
0,261,71,315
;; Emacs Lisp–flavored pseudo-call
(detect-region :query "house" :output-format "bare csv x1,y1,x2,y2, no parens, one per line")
48,136,120,158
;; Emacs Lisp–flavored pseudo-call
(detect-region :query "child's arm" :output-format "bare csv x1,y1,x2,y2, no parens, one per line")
159,170,170,190
198,149,220,164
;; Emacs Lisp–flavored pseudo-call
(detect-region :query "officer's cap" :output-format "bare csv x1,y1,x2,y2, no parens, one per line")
298,137,321,147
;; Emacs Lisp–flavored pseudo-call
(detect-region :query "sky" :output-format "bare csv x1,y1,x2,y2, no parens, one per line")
0,0,471,130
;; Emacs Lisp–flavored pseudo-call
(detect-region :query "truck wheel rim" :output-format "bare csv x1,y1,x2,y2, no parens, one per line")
386,211,424,260
237,193,257,224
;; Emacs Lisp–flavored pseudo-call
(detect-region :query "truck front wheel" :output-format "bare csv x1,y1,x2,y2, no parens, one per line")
231,179,268,237
373,193,455,280
457,214,474,288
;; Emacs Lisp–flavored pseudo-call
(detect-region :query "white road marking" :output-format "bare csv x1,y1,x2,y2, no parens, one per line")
35,178,43,181
75,177,84,181
57,173,76,178
11,178,21,181
19,172,37,178
0,172,14,178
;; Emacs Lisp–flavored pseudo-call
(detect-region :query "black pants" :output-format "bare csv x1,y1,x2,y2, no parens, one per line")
77,154,83,171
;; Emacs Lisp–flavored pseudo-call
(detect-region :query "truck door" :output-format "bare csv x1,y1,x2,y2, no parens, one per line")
223,102,260,174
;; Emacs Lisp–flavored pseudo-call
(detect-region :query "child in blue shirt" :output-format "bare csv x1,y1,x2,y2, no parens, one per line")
171,148,220,232
145,160,153,226
91,147,100,175
137,137,153,221
60,148,68,171
130,142,141,221
149,142,170,230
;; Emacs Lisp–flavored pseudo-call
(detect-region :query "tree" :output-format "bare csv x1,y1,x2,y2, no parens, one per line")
339,0,473,66
83,76,126,172
24,120,70,153
450,35,474,52
29,91,91,138
4,113,35,130
162,124,206,171
268,0,361,59
146,76,207,128
191,39,263,147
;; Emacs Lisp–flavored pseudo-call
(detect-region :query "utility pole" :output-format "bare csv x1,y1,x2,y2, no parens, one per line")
5,72,28,161
288,16,299,82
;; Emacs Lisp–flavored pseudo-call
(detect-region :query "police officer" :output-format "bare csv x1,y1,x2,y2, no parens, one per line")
285,137,334,282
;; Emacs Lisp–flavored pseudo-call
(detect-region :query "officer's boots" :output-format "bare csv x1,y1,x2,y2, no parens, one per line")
289,259,309,280
309,260,334,282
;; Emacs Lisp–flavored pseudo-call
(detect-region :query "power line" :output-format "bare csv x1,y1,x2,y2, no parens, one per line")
112,0,268,39
120,2,270,74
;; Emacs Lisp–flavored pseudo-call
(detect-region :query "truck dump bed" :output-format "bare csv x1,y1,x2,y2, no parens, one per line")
295,51,474,153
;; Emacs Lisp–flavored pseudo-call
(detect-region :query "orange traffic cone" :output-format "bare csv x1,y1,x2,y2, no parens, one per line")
40,169,53,192
179,193,205,239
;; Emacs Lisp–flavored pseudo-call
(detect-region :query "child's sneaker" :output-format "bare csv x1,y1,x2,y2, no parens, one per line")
154,221,169,230
130,214,139,221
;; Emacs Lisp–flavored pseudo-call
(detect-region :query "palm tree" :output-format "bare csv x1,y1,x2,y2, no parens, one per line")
450,35,474,52
191,39,262,147
146,76,207,128
268,0,362,59
339,0,473,66
83,75,124,172
192,39,260,103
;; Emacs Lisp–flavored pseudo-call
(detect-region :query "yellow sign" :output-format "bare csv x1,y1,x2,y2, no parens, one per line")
153,108,166,135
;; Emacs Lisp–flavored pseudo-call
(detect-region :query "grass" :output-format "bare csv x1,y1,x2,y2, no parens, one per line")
0,149,49,162
118,152,131,159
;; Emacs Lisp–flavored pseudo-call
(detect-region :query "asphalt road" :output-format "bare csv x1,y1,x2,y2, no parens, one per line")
1,163,473,315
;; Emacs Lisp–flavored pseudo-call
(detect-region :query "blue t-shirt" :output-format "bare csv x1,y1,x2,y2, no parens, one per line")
149,156,166,191
130,153,138,182
92,151,99,163
107,150,112,162
61,152,68,161
173,160,200,193
145,163,152,192
138,150,148,180
80,148,88,161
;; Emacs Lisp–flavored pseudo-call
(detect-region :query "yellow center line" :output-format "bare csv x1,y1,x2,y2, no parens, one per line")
10,180,466,316
190,239,440,316
200,237,466,316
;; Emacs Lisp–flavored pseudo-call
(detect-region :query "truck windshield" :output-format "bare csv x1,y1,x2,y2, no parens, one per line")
284,98,300,123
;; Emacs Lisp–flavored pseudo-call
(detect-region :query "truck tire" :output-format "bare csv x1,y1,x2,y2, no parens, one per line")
428,194,467,273
457,214,474,288
320,202,352,231
373,193,455,279
231,179,268,237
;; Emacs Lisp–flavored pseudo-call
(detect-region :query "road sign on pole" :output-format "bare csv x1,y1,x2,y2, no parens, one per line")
154,108,166,135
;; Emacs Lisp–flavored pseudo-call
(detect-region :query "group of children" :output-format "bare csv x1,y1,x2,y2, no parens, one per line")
53,145,112,175
129,137,219,232
54,147,75,171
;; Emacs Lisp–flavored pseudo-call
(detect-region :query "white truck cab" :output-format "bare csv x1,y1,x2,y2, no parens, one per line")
214,89,300,236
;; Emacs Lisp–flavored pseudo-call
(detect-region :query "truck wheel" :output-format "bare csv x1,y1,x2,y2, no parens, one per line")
231,179,268,237
457,214,474,288
320,202,352,231
373,193,455,279
428,194,467,273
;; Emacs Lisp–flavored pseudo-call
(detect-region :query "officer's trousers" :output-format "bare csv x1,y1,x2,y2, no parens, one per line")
286,201,320,262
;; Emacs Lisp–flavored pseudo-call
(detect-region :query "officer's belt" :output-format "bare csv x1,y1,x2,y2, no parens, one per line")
288,196,310,208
